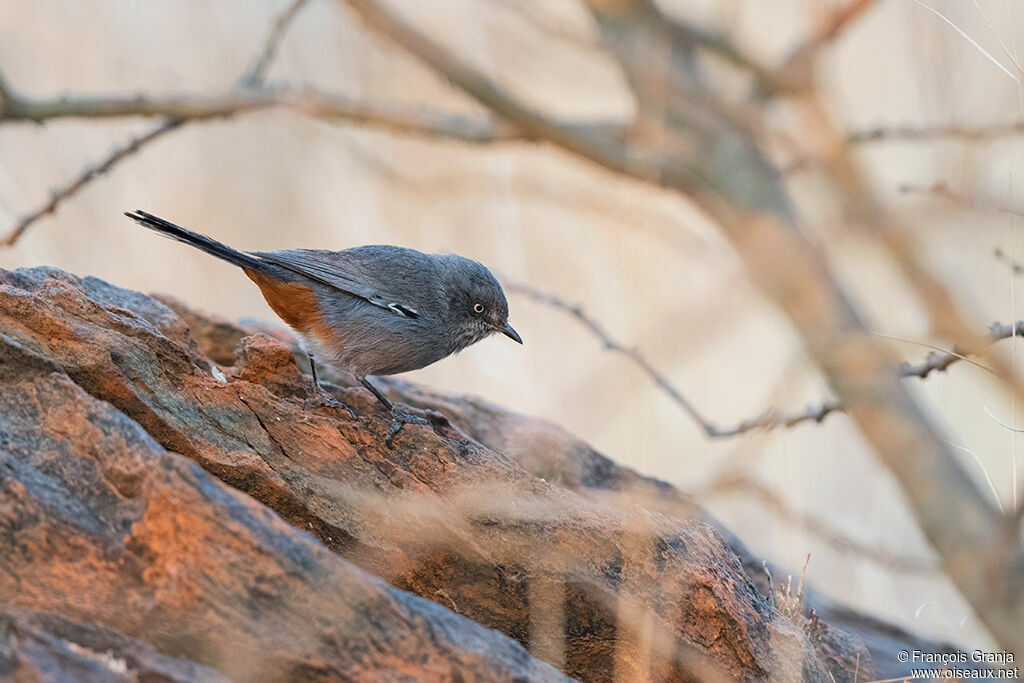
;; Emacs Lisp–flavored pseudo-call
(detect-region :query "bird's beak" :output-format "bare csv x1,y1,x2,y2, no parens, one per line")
500,322,523,344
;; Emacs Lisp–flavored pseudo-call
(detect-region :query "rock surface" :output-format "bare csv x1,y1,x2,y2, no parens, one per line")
0,266,965,681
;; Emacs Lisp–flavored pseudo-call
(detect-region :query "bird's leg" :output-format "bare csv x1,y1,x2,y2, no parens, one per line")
303,355,355,418
359,377,430,445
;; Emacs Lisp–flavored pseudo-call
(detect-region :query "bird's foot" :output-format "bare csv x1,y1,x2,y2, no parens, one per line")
303,390,356,418
385,408,432,446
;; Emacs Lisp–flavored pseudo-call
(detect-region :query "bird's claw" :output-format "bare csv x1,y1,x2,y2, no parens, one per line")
303,391,356,418
385,409,432,446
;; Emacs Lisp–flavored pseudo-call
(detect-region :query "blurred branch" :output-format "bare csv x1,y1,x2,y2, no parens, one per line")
787,118,1024,171
803,0,877,50
489,0,596,52
899,181,1024,220
240,0,310,87
850,121,1024,144
337,0,669,196
0,0,583,248
0,70,12,106
805,110,1000,357
0,123,181,247
579,0,876,97
0,0,310,248
0,85,531,140
701,474,936,574
775,0,878,91
653,8,779,94
995,247,1024,275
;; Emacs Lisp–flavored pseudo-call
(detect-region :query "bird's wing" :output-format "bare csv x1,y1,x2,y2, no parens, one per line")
252,246,436,318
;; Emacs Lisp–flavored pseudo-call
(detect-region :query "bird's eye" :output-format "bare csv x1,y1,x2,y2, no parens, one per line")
473,303,485,314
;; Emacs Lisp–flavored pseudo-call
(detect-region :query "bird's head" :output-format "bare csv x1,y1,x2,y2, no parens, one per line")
442,255,522,352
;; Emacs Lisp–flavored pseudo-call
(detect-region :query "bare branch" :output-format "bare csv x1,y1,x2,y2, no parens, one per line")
717,326,1024,432
336,0,701,198
794,120,1024,176
849,121,1024,144
509,281,849,437
509,282,720,437
995,247,1024,275
0,85,520,139
776,0,879,91
0,69,13,106
0,122,181,247
899,181,1024,221
0,0,575,248
240,0,310,88
897,323,1021,376
0,0,311,248
488,0,596,53
511,279,1024,440
804,0,878,49
654,8,779,94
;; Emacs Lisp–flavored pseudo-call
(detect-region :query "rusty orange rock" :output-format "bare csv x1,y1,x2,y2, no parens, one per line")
0,266,962,682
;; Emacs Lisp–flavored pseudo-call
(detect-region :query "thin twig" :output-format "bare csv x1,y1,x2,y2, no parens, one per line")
972,0,1024,79
0,0,310,248
995,247,1024,274
946,439,1006,514
488,0,596,53
0,70,13,106
0,122,181,247
909,0,1018,82
0,0,547,248
507,281,843,437
896,321,1024,377
240,0,310,88
876,331,994,376
776,0,878,90
899,181,1024,220
0,86,523,135
796,553,810,606
657,11,779,95
849,121,1024,144
804,0,877,48
984,406,1024,434
506,281,732,436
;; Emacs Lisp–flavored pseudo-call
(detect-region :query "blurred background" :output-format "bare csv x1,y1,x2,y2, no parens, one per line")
2,0,1022,653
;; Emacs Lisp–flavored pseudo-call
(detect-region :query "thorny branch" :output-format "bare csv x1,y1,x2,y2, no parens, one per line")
509,281,1024,438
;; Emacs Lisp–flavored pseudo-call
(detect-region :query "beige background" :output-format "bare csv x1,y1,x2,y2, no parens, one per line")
3,0,1023,651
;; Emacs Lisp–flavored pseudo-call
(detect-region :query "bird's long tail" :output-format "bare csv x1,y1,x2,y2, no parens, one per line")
124,210,266,272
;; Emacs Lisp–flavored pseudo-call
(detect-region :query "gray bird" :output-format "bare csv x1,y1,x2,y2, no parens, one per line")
124,210,522,442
